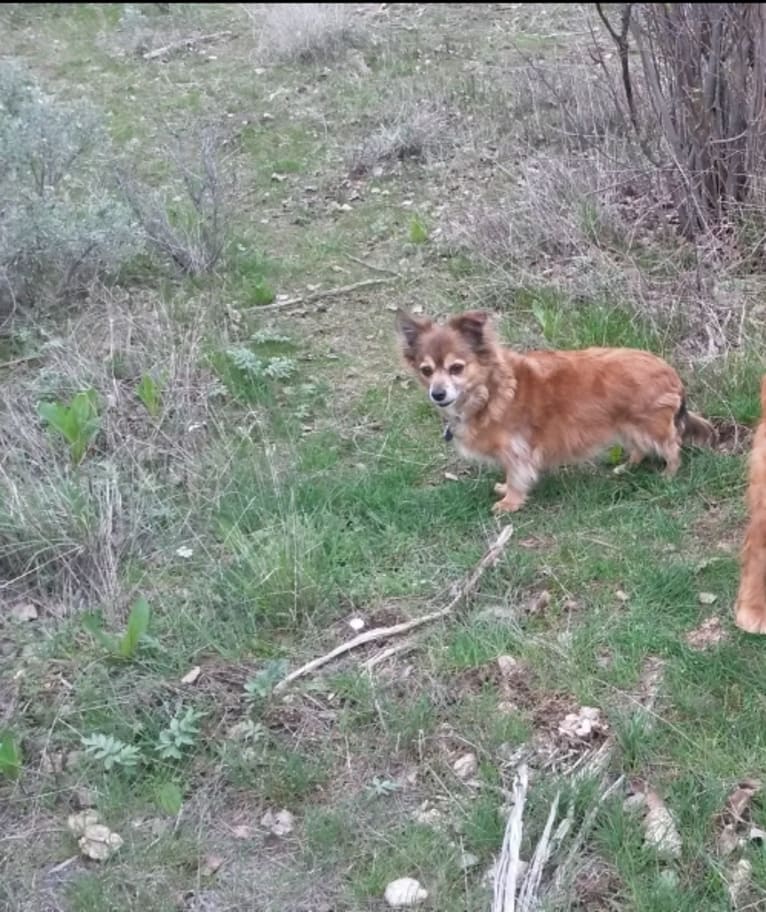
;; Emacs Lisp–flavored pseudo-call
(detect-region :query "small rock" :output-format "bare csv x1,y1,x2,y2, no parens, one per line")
271,172,287,183
11,602,38,621
443,472,459,481
175,546,194,559
643,790,682,860
200,853,225,877
459,850,480,871
698,592,718,605
67,810,100,836
413,801,443,828
181,666,202,685
497,655,519,677
384,877,428,907
558,706,607,741
261,808,294,837
453,752,478,780
528,589,551,615
78,823,123,861
615,590,629,603
749,825,766,843
348,617,365,632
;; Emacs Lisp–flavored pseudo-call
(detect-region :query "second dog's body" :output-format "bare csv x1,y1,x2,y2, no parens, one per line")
734,376,766,634
396,310,715,512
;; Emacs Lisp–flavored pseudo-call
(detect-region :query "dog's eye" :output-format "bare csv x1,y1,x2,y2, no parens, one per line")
420,365,433,378
449,363,464,376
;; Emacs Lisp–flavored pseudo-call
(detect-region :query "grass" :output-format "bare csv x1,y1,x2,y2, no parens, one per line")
2,3,766,911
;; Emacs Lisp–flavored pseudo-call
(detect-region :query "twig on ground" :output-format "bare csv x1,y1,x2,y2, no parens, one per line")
143,31,234,60
344,252,402,277
248,276,399,311
362,639,417,671
273,524,514,693
545,775,625,900
518,790,561,910
493,762,529,912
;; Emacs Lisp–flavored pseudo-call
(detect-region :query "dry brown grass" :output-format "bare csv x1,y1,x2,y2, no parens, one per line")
0,286,217,614
346,93,457,177
249,3,368,65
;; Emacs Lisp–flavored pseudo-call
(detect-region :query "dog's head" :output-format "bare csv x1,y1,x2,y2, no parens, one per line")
395,309,494,409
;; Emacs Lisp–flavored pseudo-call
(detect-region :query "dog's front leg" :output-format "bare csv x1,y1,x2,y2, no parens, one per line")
492,466,530,514
492,440,538,513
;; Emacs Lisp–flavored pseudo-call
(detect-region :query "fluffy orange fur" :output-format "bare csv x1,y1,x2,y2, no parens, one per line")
396,309,716,513
734,376,766,634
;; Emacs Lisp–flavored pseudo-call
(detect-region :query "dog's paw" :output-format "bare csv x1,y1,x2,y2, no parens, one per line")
492,493,526,513
735,602,766,635
494,482,508,496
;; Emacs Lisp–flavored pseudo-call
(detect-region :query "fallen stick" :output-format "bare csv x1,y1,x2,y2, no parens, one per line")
248,277,399,311
344,252,402,277
273,523,513,694
143,31,234,60
362,639,416,671
517,790,561,910
493,762,529,912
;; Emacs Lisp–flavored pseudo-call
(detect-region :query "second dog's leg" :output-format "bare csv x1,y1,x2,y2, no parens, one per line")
735,533,766,634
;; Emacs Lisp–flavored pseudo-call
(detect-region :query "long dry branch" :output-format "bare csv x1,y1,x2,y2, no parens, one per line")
143,31,234,61
249,276,399,311
273,523,514,694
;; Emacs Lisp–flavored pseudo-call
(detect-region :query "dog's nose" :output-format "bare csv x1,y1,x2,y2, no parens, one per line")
431,387,447,403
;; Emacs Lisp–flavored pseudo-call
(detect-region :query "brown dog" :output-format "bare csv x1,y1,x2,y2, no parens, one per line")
734,376,766,634
395,309,715,512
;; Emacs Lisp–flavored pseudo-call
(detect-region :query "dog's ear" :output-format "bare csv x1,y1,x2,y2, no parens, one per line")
395,309,431,355
449,310,490,349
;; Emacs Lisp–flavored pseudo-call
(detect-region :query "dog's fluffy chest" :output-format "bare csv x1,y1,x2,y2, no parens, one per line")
444,409,504,467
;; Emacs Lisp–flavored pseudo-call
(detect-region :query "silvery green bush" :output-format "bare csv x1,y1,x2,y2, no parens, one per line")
0,60,141,310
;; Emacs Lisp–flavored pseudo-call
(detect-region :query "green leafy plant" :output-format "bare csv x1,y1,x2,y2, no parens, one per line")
156,707,203,761
250,278,276,307
155,780,184,815
409,215,429,244
244,660,289,702
136,373,164,418
37,389,101,464
226,348,297,380
83,596,152,660
366,776,399,799
82,733,141,771
0,729,22,780
531,302,561,342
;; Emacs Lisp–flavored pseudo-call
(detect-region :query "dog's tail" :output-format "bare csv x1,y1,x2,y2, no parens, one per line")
675,397,716,447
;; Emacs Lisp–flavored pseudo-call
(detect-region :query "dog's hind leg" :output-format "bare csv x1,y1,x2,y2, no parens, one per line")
735,532,766,634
